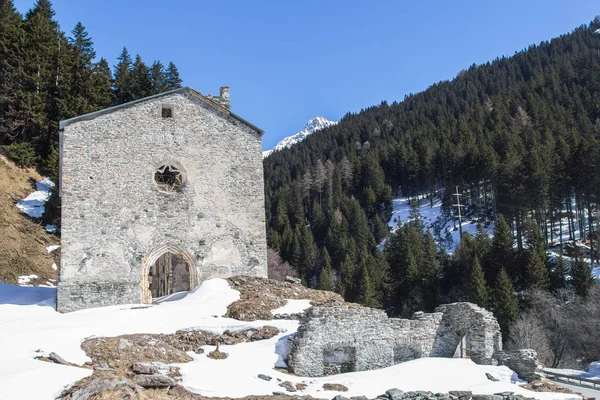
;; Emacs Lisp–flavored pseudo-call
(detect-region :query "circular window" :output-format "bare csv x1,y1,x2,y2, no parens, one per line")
154,165,183,192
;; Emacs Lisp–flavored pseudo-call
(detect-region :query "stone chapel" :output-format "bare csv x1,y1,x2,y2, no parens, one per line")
56,87,267,312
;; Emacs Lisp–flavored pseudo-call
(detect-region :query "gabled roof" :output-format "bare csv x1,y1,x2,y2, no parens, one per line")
59,86,264,136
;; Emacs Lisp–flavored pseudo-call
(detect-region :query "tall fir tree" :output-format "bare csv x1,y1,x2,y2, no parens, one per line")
337,255,354,300
130,54,152,100
357,263,379,308
165,61,182,89
493,267,519,338
571,256,594,297
149,61,168,94
489,214,513,283
464,257,490,307
319,248,334,291
113,47,133,104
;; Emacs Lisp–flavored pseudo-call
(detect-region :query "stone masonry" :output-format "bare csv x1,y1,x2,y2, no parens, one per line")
287,302,502,377
57,87,267,312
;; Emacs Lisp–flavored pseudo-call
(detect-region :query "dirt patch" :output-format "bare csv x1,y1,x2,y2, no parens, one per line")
322,383,348,391
60,370,317,399
81,326,280,371
0,156,58,285
520,379,576,394
226,276,351,321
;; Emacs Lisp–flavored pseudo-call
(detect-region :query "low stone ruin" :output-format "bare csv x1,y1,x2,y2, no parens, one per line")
288,302,503,377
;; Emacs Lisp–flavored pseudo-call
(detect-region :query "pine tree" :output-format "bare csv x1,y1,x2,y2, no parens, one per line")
91,58,114,108
464,257,490,307
165,62,182,89
493,267,519,338
550,255,568,291
113,47,133,104
337,255,354,300
525,251,551,291
67,22,96,116
130,54,152,100
571,256,594,297
149,61,167,94
489,214,513,282
358,263,379,308
373,214,389,243
319,248,334,291
300,226,319,285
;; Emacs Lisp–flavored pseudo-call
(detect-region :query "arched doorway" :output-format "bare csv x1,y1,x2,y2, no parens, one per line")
141,243,199,303
148,253,190,298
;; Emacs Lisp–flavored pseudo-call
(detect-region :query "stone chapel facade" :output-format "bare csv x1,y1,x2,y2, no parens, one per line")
57,87,267,312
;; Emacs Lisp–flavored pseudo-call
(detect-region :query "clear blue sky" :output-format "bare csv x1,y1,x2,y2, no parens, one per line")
13,0,600,150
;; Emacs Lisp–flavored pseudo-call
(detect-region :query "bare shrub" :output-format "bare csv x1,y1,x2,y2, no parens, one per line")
267,248,297,281
508,287,600,368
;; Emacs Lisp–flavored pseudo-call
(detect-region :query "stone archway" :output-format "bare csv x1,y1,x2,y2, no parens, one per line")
140,243,199,303
431,302,502,365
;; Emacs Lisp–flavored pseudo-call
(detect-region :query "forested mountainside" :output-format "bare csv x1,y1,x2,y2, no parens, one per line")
0,0,183,191
264,20,600,328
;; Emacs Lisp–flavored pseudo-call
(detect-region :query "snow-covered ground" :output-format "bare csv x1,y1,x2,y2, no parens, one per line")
271,299,312,315
16,178,54,218
387,194,493,254
545,362,600,382
0,279,579,399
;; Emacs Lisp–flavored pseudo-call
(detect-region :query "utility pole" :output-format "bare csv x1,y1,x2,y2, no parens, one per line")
454,186,464,239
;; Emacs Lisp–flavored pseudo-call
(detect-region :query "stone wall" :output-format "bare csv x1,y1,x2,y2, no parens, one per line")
57,89,267,312
288,302,502,377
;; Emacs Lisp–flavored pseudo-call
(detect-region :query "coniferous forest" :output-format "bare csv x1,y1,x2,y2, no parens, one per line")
263,19,600,340
0,0,182,185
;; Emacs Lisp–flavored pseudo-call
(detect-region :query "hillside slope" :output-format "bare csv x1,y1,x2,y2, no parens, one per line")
0,156,58,285
262,20,600,312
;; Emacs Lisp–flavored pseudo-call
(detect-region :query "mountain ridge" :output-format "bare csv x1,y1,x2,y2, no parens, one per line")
263,117,338,158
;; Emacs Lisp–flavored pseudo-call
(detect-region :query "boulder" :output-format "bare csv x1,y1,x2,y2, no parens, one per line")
386,388,405,400
133,373,175,388
258,374,273,381
496,350,544,382
49,352,71,366
323,383,349,392
131,361,156,375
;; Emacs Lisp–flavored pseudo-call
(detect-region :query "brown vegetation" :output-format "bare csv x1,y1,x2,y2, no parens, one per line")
507,287,600,368
0,155,58,285
267,248,297,282
81,326,280,371
226,276,351,321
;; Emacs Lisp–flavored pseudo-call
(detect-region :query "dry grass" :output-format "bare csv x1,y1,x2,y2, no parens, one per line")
226,276,352,321
0,156,58,285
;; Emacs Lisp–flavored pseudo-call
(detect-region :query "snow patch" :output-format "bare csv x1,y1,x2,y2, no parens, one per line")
16,178,54,218
18,274,38,286
46,245,60,253
270,299,312,315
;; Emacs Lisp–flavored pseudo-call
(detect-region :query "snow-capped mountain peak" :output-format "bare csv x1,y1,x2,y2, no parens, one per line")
263,116,337,158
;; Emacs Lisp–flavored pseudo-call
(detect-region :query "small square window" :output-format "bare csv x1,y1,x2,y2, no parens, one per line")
162,106,173,118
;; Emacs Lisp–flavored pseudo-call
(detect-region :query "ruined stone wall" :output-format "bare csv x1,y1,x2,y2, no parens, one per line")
288,302,502,377
57,91,267,312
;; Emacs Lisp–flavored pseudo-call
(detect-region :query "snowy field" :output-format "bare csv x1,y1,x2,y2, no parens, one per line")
0,279,581,399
